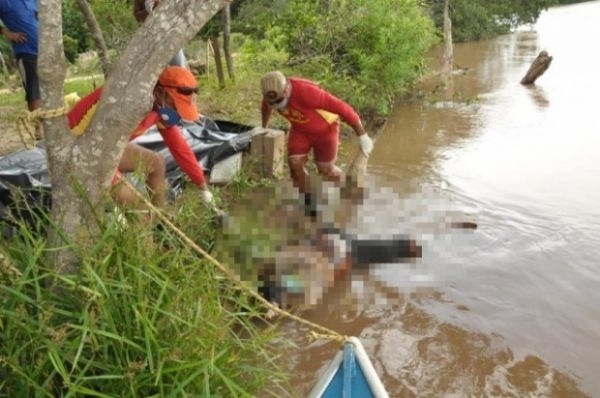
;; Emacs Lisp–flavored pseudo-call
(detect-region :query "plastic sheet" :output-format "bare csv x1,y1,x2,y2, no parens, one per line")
0,117,255,224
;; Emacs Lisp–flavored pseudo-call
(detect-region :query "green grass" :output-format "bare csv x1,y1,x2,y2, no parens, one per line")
64,76,104,97
0,183,291,396
0,90,23,107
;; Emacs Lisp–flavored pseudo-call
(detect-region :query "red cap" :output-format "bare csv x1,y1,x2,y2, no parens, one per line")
158,66,199,121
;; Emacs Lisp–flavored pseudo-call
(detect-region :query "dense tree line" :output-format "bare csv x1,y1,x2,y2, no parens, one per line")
427,0,558,42
7,0,578,68
6,0,571,112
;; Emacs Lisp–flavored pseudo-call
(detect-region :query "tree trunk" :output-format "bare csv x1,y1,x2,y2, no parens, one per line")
221,4,235,81
38,0,228,275
38,0,80,274
209,36,225,88
520,50,552,85
74,0,112,78
440,0,454,97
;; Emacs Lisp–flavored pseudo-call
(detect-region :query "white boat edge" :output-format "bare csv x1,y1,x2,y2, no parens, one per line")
307,336,389,398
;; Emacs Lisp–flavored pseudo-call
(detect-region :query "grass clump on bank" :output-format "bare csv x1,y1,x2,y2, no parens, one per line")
0,180,291,396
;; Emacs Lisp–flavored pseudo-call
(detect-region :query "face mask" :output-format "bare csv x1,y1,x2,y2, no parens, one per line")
157,107,181,128
275,96,289,111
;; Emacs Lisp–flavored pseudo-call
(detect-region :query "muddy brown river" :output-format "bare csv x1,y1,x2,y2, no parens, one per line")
271,2,600,397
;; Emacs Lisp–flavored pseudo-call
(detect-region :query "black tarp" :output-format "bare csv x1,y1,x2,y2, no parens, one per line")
0,117,255,226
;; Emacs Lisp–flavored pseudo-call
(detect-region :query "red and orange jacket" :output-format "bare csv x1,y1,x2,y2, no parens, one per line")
67,87,206,186
260,77,360,136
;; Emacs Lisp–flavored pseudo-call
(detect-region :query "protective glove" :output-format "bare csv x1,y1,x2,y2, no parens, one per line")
200,189,214,206
200,189,228,225
359,134,374,156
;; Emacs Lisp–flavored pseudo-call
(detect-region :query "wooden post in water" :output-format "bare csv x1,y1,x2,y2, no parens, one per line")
521,51,553,85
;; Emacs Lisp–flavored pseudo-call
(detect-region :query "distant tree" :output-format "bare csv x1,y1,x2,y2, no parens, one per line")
427,0,558,42
88,0,138,52
222,3,235,81
440,0,454,96
63,0,92,59
197,6,236,88
73,0,111,77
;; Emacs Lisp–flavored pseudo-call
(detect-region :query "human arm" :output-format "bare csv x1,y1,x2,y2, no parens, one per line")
260,100,273,128
309,85,374,155
158,123,216,207
0,26,28,44
350,119,374,156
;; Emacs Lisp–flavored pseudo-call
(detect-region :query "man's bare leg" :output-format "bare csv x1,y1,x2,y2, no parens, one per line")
118,143,167,206
288,154,310,194
316,161,342,183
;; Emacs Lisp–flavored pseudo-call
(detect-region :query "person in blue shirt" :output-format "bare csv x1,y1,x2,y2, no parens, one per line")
0,0,40,112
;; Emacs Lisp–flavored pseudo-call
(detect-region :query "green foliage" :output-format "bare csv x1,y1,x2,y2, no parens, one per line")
235,32,290,73
329,0,437,114
231,0,293,37
63,0,92,55
63,35,79,64
234,0,437,115
62,0,135,59
0,198,288,396
88,0,138,53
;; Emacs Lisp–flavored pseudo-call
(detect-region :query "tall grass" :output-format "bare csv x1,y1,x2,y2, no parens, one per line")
0,188,290,396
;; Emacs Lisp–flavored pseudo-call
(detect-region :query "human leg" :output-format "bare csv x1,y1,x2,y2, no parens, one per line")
313,126,341,183
287,131,312,194
117,143,167,206
315,161,342,183
16,54,41,111
288,155,310,193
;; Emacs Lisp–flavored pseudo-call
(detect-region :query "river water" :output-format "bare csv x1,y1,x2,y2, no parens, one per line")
277,2,600,397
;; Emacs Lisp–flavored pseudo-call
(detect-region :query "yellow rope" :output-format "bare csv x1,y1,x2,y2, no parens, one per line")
121,178,348,343
16,107,67,149
308,331,347,344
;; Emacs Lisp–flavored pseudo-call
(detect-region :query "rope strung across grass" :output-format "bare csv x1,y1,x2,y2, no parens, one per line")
16,107,67,149
121,178,348,343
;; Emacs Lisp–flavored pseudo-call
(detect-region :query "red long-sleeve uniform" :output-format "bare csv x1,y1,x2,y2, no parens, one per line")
67,87,205,186
260,77,360,136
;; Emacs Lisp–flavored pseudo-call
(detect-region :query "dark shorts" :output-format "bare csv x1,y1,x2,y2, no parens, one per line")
16,53,40,103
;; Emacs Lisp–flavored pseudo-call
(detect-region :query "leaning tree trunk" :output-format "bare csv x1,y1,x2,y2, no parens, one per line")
521,50,552,85
74,0,111,78
221,4,235,81
38,0,228,275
